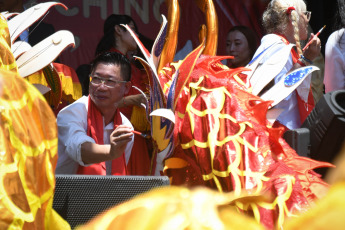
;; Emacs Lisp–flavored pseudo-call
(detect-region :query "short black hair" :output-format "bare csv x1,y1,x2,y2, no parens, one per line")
90,52,131,82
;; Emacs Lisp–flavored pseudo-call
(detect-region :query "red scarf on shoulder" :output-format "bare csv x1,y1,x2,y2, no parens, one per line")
77,96,127,175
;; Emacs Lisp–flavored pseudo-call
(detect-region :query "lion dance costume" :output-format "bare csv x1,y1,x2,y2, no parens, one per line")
0,0,339,229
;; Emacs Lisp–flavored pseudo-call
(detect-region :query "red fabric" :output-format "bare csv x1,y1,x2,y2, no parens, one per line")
109,48,151,175
51,62,82,115
163,56,331,229
287,42,315,123
126,135,151,175
296,88,315,123
53,63,80,83
77,96,127,175
296,59,306,66
286,6,296,15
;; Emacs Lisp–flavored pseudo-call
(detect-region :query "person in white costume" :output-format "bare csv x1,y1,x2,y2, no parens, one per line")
324,0,345,93
248,0,321,130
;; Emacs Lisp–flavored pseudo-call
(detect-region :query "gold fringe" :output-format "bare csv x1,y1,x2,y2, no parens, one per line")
130,106,150,132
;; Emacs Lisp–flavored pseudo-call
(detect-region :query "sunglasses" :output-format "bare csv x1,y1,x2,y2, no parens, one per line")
303,11,312,21
90,75,127,88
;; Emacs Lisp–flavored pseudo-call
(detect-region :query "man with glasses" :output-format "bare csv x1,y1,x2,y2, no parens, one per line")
55,52,134,175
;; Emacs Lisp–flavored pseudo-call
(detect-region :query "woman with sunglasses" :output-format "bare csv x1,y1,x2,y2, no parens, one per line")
249,0,321,130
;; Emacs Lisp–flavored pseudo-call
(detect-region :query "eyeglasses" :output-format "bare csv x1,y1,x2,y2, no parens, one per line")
303,11,312,21
90,75,127,88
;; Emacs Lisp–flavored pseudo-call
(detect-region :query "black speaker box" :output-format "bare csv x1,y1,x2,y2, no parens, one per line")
302,90,345,175
283,127,310,157
53,175,170,228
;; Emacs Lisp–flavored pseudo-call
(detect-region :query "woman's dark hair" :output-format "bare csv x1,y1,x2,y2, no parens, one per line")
95,14,138,56
334,0,345,48
91,52,132,82
334,0,345,30
227,26,258,58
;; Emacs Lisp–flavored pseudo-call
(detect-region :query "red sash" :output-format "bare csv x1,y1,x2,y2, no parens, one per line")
296,87,315,123
276,34,315,124
77,96,127,175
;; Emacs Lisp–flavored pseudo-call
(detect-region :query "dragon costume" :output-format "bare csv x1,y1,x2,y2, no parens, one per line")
123,0,333,228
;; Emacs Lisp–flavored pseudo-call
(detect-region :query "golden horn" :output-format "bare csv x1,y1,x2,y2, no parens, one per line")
195,0,218,56
158,0,180,73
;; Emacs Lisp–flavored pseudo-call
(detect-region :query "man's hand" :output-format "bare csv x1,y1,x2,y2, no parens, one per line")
109,125,133,159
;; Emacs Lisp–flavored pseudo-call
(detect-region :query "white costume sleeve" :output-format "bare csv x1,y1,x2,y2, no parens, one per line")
249,34,301,129
324,28,345,93
56,96,95,174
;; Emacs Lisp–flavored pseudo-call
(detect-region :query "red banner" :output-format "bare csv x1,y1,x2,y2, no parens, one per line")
35,0,268,71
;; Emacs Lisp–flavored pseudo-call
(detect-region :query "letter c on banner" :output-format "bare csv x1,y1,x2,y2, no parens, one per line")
153,0,165,23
